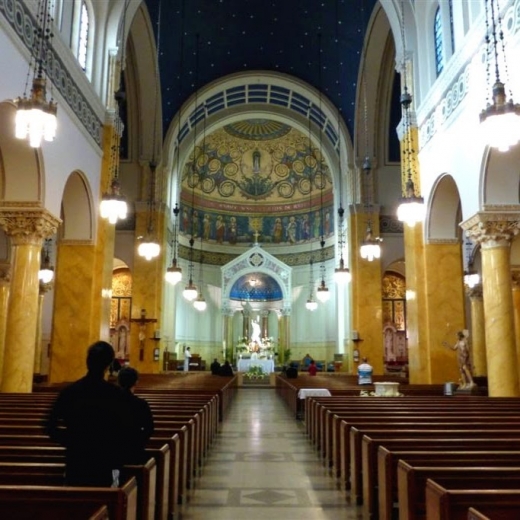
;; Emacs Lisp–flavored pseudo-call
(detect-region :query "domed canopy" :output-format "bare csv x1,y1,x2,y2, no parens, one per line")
229,272,283,302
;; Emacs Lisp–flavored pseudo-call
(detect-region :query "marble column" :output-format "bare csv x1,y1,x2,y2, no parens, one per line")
463,214,520,396
278,308,291,364
260,310,269,339
0,209,60,392
221,308,234,361
34,281,53,375
467,284,486,377
0,266,11,387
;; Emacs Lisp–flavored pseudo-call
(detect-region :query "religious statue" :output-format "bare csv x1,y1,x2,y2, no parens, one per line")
251,316,261,345
443,330,475,389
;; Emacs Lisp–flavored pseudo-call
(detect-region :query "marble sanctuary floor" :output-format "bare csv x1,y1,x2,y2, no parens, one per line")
181,388,363,520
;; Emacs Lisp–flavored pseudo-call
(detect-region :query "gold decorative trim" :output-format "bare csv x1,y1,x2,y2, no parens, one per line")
59,239,95,246
461,211,520,249
426,238,460,245
0,209,61,246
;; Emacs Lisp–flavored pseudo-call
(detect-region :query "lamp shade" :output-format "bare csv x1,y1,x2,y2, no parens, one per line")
397,198,426,227
38,266,54,284
193,294,207,311
165,263,183,285
306,298,318,311
360,241,381,262
138,239,161,261
183,281,198,301
316,280,330,302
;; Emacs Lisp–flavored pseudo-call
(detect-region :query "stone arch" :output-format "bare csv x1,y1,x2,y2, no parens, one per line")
0,102,43,204
427,173,462,241
482,145,520,207
61,170,95,241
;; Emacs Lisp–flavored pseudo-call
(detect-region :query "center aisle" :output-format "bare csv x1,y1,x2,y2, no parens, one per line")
181,387,362,519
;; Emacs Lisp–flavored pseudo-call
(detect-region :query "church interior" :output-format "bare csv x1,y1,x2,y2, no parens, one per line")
1,0,520,399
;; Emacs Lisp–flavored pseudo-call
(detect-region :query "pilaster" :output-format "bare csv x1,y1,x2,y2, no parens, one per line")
467,284,486,377
348,205,383,375
0,266,11,387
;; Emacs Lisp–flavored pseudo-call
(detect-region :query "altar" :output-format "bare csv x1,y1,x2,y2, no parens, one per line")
237,358,275,374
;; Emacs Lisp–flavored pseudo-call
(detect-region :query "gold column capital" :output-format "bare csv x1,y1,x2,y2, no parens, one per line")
512,270,520,289
0,208,61,246
461,211,520,249
466,283,483,299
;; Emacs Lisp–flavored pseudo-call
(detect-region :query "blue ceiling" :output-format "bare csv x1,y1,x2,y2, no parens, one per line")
143,0,378,139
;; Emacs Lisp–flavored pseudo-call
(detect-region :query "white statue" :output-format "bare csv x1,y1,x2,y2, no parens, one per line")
251,316,261,345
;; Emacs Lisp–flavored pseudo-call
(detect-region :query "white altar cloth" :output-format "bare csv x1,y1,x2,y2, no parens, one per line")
297,388,332,399
237,358,275,374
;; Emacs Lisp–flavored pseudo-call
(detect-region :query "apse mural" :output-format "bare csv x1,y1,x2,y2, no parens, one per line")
179,119,334,246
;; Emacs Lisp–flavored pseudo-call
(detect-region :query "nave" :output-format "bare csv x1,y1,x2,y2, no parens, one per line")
182,388,362,520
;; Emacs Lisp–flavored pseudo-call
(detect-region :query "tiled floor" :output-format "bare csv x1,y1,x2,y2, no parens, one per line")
181,388,363,519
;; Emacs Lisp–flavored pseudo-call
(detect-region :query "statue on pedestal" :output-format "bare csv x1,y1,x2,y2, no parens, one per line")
443,330,475,390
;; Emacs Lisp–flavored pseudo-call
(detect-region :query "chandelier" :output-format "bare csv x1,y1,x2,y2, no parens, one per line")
463,239,480,289
359,157,382,261
479,0,520,152
165,204,183,285
334,205,351,284
182,235,198,301
396,2,425,226
306,258,318,311
14,0,57,147
100,114,127,224
38,238,54,284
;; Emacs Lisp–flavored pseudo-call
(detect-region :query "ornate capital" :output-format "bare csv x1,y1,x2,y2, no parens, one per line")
461,211,520,249
466,284,483,299
0,209,61,246
512,270,520,289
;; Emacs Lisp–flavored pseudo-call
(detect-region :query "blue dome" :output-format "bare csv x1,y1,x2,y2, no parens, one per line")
230,273,283,302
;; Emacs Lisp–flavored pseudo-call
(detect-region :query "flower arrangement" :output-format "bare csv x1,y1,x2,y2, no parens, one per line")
244,365,266,379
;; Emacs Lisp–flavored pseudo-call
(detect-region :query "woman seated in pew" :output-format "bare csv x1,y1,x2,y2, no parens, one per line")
117,367,155,465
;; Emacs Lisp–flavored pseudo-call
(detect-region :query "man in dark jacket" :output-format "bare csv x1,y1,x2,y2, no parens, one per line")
46,341,126,486
210,358,221,375
117,367,155,464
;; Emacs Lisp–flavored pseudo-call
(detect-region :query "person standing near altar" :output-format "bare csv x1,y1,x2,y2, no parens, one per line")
184,346,191,372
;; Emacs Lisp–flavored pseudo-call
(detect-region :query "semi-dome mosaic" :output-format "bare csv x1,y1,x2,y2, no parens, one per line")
179,119,334,247
229,273,283,302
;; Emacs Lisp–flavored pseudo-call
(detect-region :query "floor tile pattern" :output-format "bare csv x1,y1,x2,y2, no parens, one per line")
181,388,363,519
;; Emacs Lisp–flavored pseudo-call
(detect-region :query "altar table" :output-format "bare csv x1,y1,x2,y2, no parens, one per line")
237,358,275,374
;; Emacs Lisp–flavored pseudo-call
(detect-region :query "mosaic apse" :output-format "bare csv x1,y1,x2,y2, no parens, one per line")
179,119,335,247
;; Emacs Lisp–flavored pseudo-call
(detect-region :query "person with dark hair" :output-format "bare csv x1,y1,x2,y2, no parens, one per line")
117,367,155,464
219,360,234,376
308,359,318,376
210,358,221,375
46,341,126,487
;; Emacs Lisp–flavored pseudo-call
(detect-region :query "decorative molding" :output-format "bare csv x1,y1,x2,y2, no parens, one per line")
0,208,61,246
426,238,460,245
0,0,103,146
58,239,94,246
380,215,403,234
462,211,520,248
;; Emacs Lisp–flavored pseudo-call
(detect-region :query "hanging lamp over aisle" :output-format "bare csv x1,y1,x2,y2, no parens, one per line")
38,238,54,284
14,0,57,147
479,0,520,152
306,258,318,311
396,0,425,227
137,0,163,261
165,204,183,285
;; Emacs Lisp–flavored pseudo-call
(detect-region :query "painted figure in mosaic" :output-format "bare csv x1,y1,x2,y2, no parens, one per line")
216,215,225,243
273,218,283,243
286,216,296,243
203,214,211,240
228,216,237,244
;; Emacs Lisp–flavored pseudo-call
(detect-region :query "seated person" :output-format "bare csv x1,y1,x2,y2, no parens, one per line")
219,360,234,377
302,353,313,369
117,367,155,464
308,359,318,376
210,358,221,375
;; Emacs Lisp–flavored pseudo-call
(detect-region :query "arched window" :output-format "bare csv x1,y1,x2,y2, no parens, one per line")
77,1,89,71
434,6,444,76
448,0,455,53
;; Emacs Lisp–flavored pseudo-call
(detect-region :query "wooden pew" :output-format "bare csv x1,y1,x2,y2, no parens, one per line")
376,447,520,520
425,479,520,520
0,476,138,520
349,425,520,506
0,460,156,520
467,508,491,520
397,461,520,520
356,429,520,509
